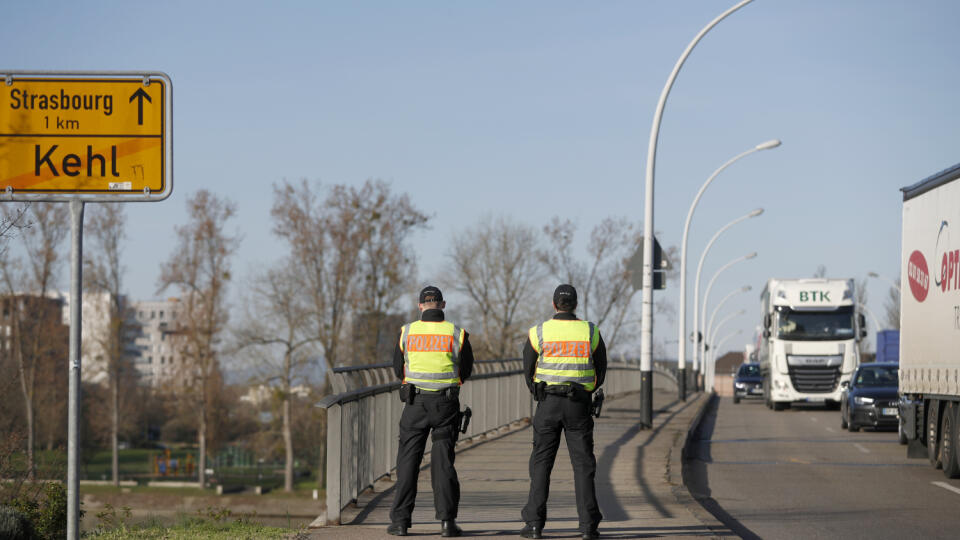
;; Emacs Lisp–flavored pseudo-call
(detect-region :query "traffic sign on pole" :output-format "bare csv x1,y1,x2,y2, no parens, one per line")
0,71,173,540
0,72,172,201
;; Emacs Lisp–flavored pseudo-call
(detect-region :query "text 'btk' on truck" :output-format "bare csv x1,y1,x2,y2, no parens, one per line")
898,162,960,477
758,278,866,410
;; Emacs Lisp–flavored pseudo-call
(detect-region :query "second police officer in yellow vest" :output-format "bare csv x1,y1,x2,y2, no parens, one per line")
388,286,474,537
520,284,606,540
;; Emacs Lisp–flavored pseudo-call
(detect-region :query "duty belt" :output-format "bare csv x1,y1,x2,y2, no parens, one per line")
544,385,574,396
414,386,459,397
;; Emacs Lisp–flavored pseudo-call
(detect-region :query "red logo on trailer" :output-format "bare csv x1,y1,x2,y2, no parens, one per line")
908,250,929,302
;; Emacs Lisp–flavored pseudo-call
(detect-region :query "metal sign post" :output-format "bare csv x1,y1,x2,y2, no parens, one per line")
0,71,172,539
66,199,83,539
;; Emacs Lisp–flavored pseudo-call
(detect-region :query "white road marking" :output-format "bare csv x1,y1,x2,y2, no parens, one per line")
810,417,819,422
933,481,960,496
825,427,836,433
853,443,870,454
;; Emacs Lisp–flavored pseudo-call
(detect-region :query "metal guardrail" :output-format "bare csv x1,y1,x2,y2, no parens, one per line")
317,358,677,525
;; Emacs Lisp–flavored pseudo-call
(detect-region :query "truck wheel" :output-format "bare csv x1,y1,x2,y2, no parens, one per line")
942,403,960,478
840,413,848,429
928,400,942,469
773,401,788,411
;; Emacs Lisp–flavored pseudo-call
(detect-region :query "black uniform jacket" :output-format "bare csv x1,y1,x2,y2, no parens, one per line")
522,312,607,394
393,309,475,382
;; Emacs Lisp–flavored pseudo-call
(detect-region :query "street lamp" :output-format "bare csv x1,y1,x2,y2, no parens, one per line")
708,329,745,390
698,252,757,389
707,309,746,373
867,271,900,291
704,285,751,364
692,210,762,389
639,0,757,427
859,302,881,334
677,140,780,401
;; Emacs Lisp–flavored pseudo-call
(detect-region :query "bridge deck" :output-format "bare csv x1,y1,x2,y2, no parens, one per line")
308,390,726,539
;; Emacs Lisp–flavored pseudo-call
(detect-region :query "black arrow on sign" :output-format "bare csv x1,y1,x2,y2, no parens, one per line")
129,88,152,126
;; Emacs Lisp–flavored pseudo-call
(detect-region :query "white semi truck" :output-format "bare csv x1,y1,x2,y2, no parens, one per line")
758,278,865,410
898,163,960,477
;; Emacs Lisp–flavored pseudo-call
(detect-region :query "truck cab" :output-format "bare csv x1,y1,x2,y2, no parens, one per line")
758,278,865,410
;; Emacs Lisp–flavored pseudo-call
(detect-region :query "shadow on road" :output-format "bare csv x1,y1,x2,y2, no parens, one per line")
683,394,762,540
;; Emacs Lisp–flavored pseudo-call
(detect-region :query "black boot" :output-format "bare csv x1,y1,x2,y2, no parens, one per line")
387,522,408,536
441,519,463,537
582,527,600,539
519,523,543,539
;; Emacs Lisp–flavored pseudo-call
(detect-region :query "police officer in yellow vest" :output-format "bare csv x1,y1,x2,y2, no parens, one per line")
388,286,474,537
520,284,606,540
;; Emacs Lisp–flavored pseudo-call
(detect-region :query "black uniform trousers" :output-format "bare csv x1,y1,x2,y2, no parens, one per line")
521,393,602,533
389,392,461,526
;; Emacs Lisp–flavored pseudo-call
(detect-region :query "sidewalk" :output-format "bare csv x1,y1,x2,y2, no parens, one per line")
304,389,731,539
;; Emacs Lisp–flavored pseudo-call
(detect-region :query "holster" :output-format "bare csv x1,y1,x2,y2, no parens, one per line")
533,381,547,402
399,383,415,404
459,407,472,434
591,388,605,418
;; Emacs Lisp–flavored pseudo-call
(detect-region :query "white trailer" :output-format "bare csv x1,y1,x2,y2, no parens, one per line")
758,278,865,410
898,163,960,476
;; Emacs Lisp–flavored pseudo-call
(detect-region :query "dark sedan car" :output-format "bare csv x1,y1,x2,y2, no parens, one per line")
733,362,763,404
840,363,899,432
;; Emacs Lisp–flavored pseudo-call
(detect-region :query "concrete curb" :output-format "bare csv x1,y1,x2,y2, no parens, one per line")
666,391,733,538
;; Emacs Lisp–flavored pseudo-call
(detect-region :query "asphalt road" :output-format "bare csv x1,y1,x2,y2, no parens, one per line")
686,395,960,539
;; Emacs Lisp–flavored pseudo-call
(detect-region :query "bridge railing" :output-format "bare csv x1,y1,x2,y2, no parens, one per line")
317,358,676,525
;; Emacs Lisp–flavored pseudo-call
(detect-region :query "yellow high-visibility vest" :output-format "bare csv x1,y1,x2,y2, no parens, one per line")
400,320,465,391
530,319,598,392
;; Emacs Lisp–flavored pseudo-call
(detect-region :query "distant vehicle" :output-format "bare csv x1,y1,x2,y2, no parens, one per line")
876,329,900,364
733,362,763,404
840,363,899,432
757,278,867,411
898,162,960,477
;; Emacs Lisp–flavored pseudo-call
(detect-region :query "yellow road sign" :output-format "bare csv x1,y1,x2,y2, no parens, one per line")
0,75,170,197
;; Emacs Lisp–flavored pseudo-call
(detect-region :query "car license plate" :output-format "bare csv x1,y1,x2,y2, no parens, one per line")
882,408,897,416
750,388,762,394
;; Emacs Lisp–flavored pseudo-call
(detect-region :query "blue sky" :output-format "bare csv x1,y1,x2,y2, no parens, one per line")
2,0,958,362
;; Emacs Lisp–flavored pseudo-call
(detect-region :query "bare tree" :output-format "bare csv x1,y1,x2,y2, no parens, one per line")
270,179,427,369
234,261,318,492
884,276,901,330
157,190,239,488
84,204,135,486
349,180,429,363
0,203,68,480
447,216,545,359
540,217,643,351
271,180,360,372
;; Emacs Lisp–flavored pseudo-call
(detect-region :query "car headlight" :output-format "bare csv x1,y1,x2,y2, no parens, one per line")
734,382,745,389
854,396,874,405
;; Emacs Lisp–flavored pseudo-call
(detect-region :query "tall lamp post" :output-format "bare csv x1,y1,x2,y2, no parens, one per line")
705,285,751,363
698,252,757,388
692,210,762,389
867,271,901,292
640,0,757,427
859,302,881,334
706,309,746,389
709,329,745,390
677,140,780,401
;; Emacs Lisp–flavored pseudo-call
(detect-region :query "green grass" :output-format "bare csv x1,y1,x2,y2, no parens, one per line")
80,485,216,497
84,517,297,539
